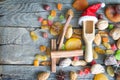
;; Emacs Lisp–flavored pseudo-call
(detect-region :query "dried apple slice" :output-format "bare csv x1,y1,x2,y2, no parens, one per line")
65,38,82,50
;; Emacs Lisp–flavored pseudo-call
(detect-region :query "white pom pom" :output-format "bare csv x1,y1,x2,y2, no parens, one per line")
101,3,105,8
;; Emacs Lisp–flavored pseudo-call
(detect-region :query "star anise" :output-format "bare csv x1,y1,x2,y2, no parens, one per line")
56,70,65,80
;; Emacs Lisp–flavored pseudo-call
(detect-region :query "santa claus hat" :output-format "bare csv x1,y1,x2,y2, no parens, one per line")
78,3,105,25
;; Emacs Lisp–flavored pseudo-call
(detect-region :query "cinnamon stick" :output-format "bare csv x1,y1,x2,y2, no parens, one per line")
58,15,73,50
51,50,83,58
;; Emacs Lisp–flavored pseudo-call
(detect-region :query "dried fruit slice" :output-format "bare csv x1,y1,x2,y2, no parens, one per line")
103,42,111,49
72,0,88,11
65,25,73,39
30,31,38,41
106,50,114,54
41,25,50,30
65,38,82,50
94,46,105,54
57,3,62,10
94,73,108,80
50,22,63,36
70,71,78,80
35,54,48,61
33,59,39,66
40,61,51,66
93,49,98,59
94,34,101,46
50,10,56,17
107,66,114,77
42,20,48,25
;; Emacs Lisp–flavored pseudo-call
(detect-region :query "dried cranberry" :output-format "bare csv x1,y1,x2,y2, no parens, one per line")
43,5,50,11
98,14,103,19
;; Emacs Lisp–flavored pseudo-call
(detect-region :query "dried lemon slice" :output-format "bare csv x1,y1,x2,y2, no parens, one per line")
65,38,82,50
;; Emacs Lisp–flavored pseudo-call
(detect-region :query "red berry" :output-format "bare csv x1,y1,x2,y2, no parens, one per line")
73,56,79,61
79,70,84,76
111,44,117,51
43,5,50,11
91,60,96,66
48,20,53,26
84,68,90,75
98,14,103,19
38,17,43,23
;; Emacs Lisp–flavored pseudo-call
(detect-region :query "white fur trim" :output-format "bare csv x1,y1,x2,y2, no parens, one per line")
101,3,105,8
78,16,98,25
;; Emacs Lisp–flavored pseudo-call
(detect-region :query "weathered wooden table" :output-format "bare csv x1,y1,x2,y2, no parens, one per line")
0,0,120,80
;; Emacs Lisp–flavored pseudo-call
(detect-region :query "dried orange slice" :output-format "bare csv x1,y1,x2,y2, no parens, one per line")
65,38,82,50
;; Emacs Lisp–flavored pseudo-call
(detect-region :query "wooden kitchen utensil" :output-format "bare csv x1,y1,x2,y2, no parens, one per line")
83,20,95,62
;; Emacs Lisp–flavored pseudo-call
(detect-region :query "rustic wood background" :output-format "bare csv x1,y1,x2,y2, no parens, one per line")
0,0,120,80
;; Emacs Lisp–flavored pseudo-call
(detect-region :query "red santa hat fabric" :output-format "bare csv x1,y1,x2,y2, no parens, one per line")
78,3,105,25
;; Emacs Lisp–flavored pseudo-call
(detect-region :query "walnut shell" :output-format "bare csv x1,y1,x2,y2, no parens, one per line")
38,72,50,80
110,28,120,40
117,38,120,49
70,71,78,80
96,19,108,30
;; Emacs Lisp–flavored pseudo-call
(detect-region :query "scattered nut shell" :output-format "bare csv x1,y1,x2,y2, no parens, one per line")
117,38,120,49
65,25,73,39
70,71,78,80
71,60,87,66
96,19,108,30
94,34,101,46
38,72,50,80
110,28,120,40
59,58,72,67
91,64,105,74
